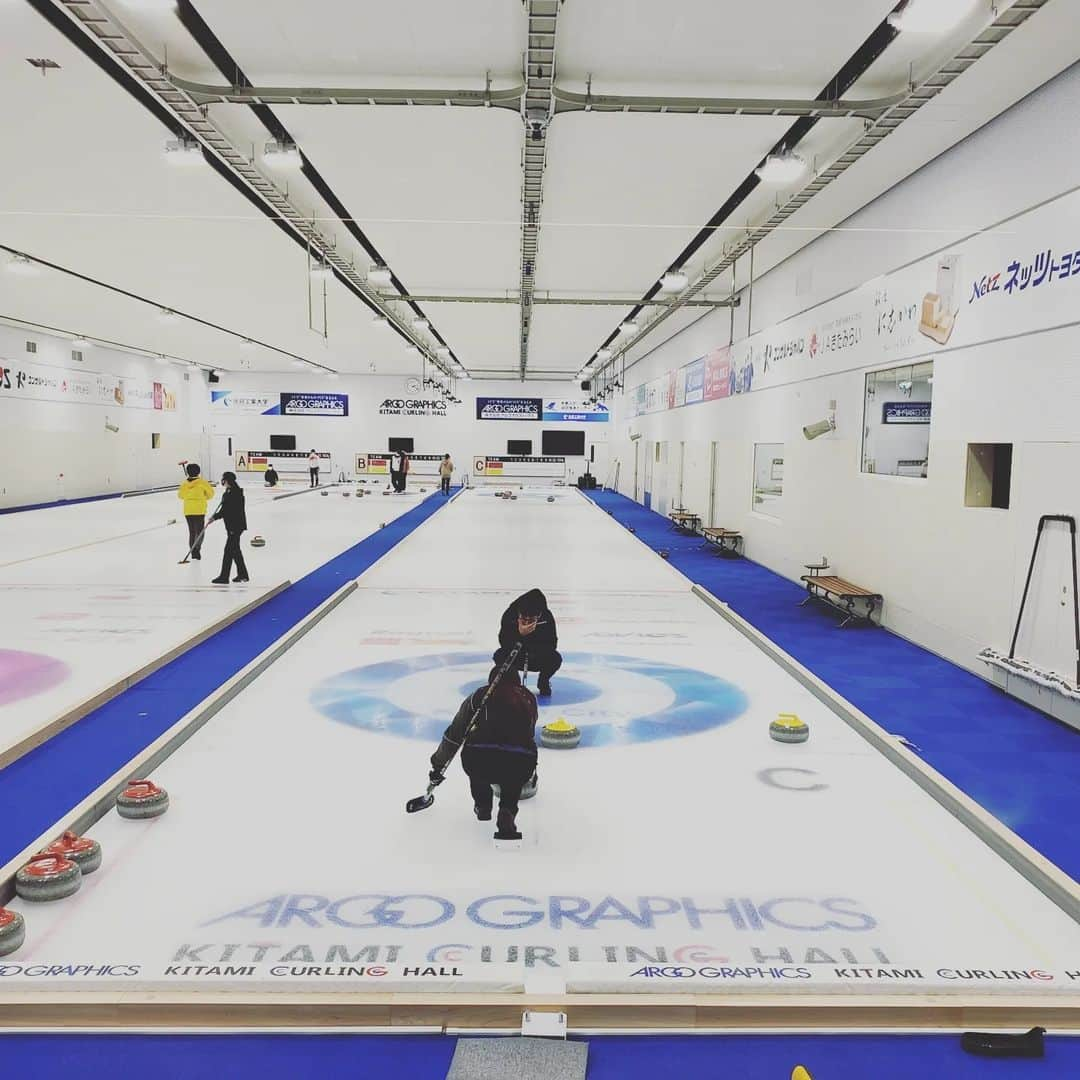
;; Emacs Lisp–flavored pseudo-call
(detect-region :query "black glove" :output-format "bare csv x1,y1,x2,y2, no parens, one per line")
428,769,445,787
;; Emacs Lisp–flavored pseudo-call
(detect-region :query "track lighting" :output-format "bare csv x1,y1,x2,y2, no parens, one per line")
263,139,303,169
755,151,807,184
163,136,205,166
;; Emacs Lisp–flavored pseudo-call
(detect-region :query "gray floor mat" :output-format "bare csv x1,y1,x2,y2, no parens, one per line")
446,1037,588,1080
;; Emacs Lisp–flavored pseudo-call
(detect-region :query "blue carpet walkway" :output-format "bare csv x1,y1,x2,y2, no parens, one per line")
3,1031,1076,1079
0,490,452,868
587,489,1080,882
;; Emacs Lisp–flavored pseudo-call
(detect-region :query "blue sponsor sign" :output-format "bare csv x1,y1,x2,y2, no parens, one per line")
476,397,542,421
280,392,348,417
542,400,609,422
683,358,705,405
882,401,931,424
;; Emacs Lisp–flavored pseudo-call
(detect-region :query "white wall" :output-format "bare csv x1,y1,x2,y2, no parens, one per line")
0,324,208,507
610,62,1080,680
207,373,609,487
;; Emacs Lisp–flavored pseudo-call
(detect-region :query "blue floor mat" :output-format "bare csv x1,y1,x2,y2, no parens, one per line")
587,489,1080,881
1,1032,1075,1079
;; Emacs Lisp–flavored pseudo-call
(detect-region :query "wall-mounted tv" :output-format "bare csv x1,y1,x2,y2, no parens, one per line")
541,430,586,456
507,439,533,456
388,437,415,453
269,434,296,451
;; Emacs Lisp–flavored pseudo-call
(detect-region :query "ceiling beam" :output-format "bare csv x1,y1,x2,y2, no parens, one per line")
163,75,908,123
591,0,1054,383
397,293,739,307
518,0,561,381
44,0,457,380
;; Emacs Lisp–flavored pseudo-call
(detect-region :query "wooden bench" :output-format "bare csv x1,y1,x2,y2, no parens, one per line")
799,567,882,627
701,527,742,556
669,510,701,534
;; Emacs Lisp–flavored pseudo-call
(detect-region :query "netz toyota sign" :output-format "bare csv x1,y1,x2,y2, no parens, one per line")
378,398,448,417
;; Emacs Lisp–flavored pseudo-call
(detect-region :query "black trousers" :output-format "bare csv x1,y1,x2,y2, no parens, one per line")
185,515,205,556
461,746,537,825
219,529,248,580
309,468,319,487
441,476,451,495
494,646,562,680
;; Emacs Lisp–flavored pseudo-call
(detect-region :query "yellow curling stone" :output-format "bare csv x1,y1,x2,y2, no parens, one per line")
540,716,581,749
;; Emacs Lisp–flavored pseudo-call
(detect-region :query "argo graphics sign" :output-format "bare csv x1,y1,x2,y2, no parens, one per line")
476,396,542,421
280,392,348,417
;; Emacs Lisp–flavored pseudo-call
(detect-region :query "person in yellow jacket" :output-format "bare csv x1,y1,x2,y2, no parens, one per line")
178,463,215,561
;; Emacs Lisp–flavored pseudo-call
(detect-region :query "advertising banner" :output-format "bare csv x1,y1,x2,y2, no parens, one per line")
476,396,543,421
210,389,279,415
0,359,120,407
542,399,609,422
704,347,731,401
626,184,1080,414
683,357,705,405
280,392,348,417
0,359,181,412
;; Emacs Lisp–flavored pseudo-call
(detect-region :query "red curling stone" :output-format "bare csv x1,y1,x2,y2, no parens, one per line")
15,853,82,902
116,779,170,820
0,908,26,956
41,830,102,875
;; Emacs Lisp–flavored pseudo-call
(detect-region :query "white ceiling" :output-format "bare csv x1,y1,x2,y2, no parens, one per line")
1,0,1074,382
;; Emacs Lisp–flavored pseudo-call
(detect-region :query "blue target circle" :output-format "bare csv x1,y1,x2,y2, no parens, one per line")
311,652,748,747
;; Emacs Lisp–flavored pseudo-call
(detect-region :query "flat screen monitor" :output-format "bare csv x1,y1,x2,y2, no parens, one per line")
507,439,532,456
541,430,585,456
388,437,414,453
269,434,296,451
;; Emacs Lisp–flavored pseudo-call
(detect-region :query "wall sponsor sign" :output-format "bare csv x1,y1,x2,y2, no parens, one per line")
379,397,447,417
542,399,609,422
0,358,176,411
210,390,279,415
627,183,1080,414
882,401,932,424
476,396,543,421
280,392,348,417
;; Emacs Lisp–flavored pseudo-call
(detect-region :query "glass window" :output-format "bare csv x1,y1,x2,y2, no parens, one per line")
862,361,934,477
752,443,785,518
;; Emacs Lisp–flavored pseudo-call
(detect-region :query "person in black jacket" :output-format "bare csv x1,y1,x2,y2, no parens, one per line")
210,471,249,584
493,588,561,697
429,666,538,839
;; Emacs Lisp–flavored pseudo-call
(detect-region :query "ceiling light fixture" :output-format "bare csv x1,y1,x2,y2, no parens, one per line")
660,269,688,293
371,313,388,328
155,354,169,364
411,316,429,332
290,359,306,369
596,347,612,361
239,338,254,350
888,0,976,32
263,139,303,170
619,320,640,336
163,136,205,166
71,335,91,348
754,150,808,184
367,265,393,289
5,253,42,276
157,307,179,323
435,346,451,359
309,260,334,281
